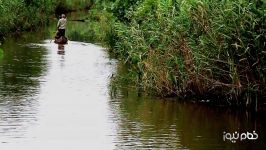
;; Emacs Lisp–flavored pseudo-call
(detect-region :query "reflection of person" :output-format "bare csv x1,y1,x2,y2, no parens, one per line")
57,14,67,38
57,44,65,55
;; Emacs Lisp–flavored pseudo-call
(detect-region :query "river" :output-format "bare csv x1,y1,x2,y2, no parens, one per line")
0,13,265,150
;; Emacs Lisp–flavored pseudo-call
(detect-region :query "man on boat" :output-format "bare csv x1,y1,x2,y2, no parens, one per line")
55,14,68,44
57,14,67,38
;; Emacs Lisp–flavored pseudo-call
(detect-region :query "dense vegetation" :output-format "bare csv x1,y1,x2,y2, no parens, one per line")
0,0,55,38
0,0,93,40
54,0,93,15
87,0,266,111
0,0,265,111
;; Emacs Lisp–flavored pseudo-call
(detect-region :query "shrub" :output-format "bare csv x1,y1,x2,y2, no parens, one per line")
0,0,56,37
107,0,266,110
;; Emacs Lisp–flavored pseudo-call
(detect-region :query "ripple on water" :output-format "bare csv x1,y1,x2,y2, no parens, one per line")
0,37,265,150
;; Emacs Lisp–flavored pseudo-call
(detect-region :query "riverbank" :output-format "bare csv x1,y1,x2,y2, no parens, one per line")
1,0,265,111
0,10,265,149
0,0,93,41
85,0,266,112
0,1,55,40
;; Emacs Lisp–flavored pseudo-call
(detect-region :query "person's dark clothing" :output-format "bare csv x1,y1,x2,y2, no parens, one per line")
58,29,65,37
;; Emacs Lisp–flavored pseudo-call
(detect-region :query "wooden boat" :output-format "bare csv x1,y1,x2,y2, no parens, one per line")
54,36,68,44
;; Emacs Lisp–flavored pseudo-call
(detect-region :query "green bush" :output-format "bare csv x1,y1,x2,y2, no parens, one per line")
104,0,266,110
111,0,142,21
0,0,56,37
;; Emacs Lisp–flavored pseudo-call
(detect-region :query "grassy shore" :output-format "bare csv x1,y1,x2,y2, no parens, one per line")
0,0,93,40
1,0,265,111
86,0,266,111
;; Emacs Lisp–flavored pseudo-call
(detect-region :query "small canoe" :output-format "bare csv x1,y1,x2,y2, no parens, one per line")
54,36,68,44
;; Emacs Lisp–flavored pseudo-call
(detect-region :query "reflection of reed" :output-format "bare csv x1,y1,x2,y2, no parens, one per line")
57,44,65,55
0,39,46,139
109,88,265,149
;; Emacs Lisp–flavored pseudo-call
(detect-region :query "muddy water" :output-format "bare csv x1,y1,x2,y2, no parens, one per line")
0,16,265,150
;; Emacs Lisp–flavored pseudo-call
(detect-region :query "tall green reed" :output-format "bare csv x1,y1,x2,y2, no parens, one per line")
103,0,265,110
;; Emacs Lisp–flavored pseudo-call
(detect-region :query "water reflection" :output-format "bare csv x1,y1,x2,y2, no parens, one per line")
0,12,265,149
109,83,266,149
0,13,118,149
0,39,118,149
0,34,48,142
57,44,65,55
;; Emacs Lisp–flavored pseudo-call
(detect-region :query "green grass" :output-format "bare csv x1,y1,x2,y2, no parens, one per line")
89,0,266,111
0,48,3,60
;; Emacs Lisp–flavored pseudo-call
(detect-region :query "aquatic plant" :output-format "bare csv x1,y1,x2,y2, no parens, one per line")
92,0,266,111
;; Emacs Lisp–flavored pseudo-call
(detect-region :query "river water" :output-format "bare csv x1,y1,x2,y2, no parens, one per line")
0,15,265,150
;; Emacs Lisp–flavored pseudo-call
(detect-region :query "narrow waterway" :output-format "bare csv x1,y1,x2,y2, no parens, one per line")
0,14,265,150
0,32,117,149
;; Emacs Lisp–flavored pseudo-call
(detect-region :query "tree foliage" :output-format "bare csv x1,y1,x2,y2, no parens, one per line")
0,0,56,37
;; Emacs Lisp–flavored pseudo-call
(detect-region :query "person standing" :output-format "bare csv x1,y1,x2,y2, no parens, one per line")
57,14,67,37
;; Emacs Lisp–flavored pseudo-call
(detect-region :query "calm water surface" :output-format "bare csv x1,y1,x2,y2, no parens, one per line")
0,17,265,150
